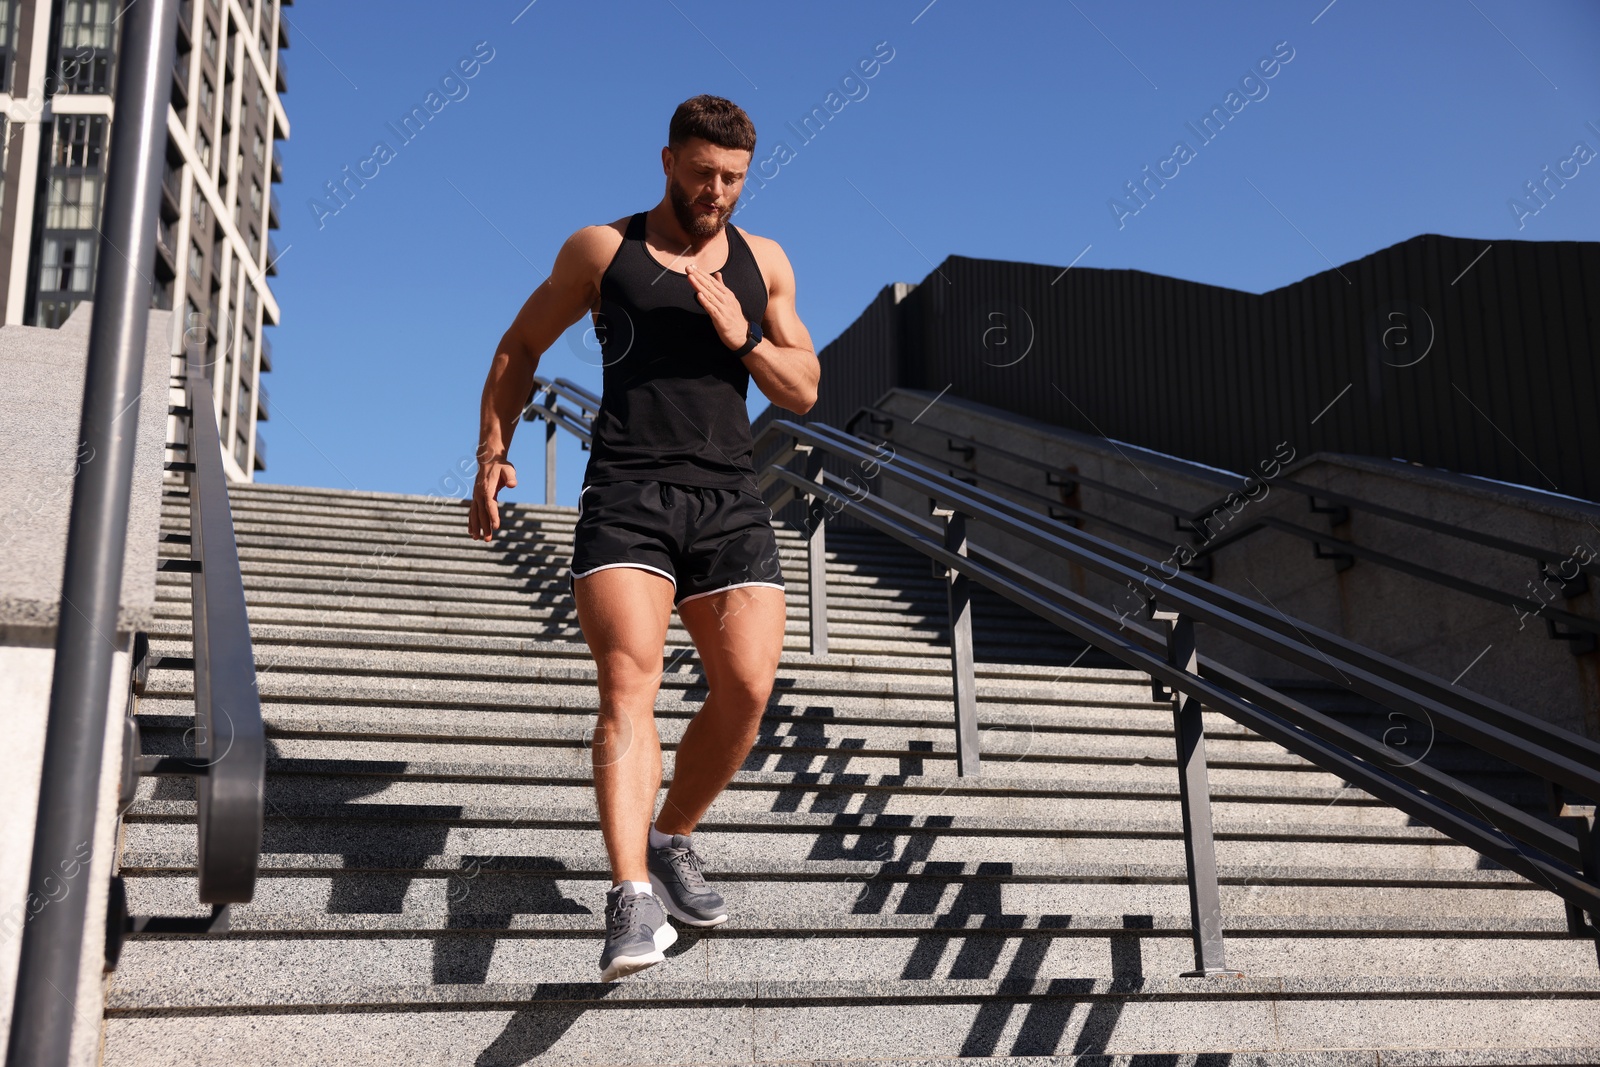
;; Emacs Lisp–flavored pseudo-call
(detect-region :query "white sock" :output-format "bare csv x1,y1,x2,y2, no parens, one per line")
621,880,653,896
648,824,676,849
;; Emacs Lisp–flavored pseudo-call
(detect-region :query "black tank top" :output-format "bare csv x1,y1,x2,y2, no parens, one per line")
580,210,768,491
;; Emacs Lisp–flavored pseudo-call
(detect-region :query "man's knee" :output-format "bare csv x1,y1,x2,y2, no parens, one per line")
710,673,774,715
593,653,664,708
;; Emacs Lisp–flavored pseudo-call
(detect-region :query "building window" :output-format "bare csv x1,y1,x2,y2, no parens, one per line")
253,79,267,117
33,112,107,327
249,179,261,214
197,127,211,169
60,1,116,50
203,19,218,62
52,113,106,169
251,131,264,165
192,188,208,229
0,1,17,93
44,117,107,241
58,0,115,94
46,172,102,229
188,237,204,282
40,236,95,293
247,227,259,261
200,74,214,114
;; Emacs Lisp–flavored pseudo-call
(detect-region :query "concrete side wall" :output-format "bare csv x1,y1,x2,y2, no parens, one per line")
0,301,170,1064
0,628,129,1067
0,303,171,631
871,388,1600,740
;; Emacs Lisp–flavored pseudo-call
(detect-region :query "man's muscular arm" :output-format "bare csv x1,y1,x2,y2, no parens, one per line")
469,228,605,541
686,236,818,414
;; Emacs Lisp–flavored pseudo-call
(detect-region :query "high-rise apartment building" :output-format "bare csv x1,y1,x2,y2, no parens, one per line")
0,0,289,480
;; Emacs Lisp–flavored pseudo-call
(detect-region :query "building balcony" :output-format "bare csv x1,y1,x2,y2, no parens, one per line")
252,433,266,471
155,217,177,268
256,381,269,422
270,142,283,184
265,237,279,276
259,335,272,373
171,54,189,107
268,189,281,229
161,162,183,215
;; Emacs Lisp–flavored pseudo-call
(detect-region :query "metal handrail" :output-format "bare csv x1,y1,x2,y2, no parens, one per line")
170,342,265,903
524,375,599,443
787,421,1600,792
844,402,1600,644
519,394,1600,974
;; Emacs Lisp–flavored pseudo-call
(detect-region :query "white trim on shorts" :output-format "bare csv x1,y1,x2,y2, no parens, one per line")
675,580,786,606
570,560,677,587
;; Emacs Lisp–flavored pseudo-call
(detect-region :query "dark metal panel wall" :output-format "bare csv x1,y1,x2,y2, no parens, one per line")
765,234,1599,505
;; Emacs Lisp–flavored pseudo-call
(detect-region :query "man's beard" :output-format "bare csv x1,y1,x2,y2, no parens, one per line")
668,175,736,240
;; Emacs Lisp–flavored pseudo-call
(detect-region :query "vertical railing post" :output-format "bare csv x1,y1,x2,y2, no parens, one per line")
1578,813,1600,970
8,1,179,1063
801,446,828,656
1547,781,1600,965
1152,608,1237,977
543,386,558,507
934,505,981,776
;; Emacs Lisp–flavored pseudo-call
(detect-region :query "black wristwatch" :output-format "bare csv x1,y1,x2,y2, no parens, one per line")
732,320,762,358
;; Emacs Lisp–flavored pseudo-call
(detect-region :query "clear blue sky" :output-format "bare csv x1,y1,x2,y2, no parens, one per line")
260,0,1600,504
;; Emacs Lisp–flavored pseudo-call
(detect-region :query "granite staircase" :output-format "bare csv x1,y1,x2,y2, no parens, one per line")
103,482,1600,1065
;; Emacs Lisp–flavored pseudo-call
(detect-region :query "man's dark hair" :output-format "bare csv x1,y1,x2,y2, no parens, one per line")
668,94,756,154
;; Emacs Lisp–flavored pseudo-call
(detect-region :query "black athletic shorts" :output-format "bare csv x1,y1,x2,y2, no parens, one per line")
569,479,786,607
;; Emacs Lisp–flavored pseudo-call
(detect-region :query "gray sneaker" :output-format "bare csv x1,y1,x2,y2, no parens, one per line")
599,884,677,982
647,834,728,927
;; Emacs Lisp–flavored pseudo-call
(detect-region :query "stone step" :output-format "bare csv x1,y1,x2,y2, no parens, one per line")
117,847,1541,902
99,1027,1600,1067
119,869,1569,923
131,712,1477,781
115,810,1500,874
166,511,911,555
103,922,1598,992
147,607,1088,661
133,735,1347,790
150,587,1059,642
138,625,1119,681
141,652,1171,709
123,742,1428,812
98,975,1600,1065
124,765,1423,828
132,688,1255,738
136,669,1169,718
158,556,966,599
146,606,1078,656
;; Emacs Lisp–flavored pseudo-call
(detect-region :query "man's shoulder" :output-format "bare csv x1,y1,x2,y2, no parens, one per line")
731,221,778,253
552,216,632,282
570,215,632,256
732,223,792,288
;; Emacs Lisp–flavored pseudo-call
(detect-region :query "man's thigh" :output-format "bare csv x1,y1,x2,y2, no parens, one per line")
676,584,786,699
573,564,676,688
